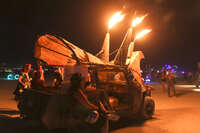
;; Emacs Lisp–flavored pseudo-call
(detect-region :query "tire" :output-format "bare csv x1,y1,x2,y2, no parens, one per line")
140,96,155,120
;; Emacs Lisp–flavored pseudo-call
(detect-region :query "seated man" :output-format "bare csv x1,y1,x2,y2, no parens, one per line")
67,73,109,133
52,67,64,88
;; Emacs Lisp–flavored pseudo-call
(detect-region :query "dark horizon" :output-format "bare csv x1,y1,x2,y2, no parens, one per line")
0,0,199,71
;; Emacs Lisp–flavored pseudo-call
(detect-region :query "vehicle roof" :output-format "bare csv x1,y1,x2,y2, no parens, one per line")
86,63,127,71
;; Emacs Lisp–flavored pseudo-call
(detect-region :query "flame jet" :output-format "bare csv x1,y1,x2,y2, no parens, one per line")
126,29,151,65
96,11,125,63
125,29,151,84
113,14,147,65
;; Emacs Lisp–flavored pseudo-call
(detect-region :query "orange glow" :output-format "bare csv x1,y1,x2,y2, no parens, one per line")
193,89,200,92
135,29,151,40
19,89,24,93
131,14,147,27
108,11,125,29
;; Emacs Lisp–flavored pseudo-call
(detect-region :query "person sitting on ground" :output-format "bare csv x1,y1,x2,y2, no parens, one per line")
13,64,32,98
67,73,109,133
31,64,46,88
52,67,64,88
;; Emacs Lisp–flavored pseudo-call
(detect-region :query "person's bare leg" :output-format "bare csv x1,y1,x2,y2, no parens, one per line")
173,85,176,97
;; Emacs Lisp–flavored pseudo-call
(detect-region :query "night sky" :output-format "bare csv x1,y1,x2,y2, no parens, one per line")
1,0,200,71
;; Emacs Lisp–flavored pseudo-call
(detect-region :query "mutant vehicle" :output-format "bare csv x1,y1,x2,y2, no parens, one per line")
86,64,155,119
15,34,155,130
16,64,155,128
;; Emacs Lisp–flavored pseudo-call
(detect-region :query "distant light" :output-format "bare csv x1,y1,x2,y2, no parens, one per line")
181,71,185,74
145,78,151,83
166,65,172,70
193,89,200,92
173,65,178,69
157,70,160,73
176,85,196,88
14,74,19,80
7,74,13,80
140,70,143,73
145,79,151,82
5,69,13,73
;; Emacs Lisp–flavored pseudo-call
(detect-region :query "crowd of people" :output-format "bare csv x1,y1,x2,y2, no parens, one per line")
12,61,200,132
13,63,64,98
160,62,200,97
13,63,111,133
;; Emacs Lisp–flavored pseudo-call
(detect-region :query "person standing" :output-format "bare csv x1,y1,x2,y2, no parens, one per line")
31,64,46,88
13,64,32,99
195,62,200,88
167,69,176,97
161,68,167,92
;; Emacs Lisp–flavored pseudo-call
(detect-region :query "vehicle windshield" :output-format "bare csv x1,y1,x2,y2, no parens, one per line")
97,71,127,84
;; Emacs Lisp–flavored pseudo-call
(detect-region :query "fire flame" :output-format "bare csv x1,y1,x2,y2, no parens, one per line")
131,14,147,27
135,29,151,40
108,11,125,29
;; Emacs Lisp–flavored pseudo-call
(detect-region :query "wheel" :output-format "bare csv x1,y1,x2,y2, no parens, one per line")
140,96,155,120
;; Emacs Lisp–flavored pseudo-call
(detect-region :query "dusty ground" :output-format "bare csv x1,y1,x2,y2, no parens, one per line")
0,80,200,133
